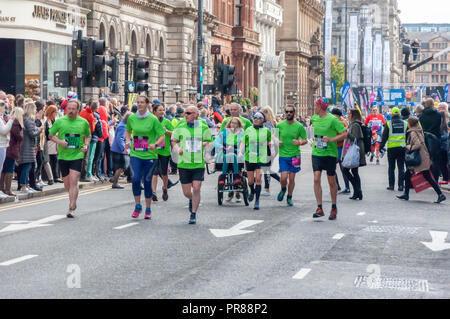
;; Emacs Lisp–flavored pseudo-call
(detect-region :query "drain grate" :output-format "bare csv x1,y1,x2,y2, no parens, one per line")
362,225,420,235
354,275,429,292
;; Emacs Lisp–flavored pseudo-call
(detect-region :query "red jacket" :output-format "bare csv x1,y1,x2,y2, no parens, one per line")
99,119,109,142
79,107,96,133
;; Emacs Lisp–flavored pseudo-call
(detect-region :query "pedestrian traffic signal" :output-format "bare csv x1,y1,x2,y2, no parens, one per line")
133,59,150,93
106,53,119,93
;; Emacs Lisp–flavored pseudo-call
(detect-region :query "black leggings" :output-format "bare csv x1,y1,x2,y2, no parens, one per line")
342,167,361,194
49,154,60,179
439,149,449,182
263,172,281,189
404,169,442,195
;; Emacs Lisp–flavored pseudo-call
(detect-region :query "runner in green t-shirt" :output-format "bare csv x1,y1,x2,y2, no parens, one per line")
125,96,165,220
310,98,347,221
220,103,252,131
48,100,91,218
244,112,271,211
151,104,175,202
171,106,213,225
276,105,308,206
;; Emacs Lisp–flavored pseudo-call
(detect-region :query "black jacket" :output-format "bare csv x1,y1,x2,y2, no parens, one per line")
92,112,103,143
419,106,442,138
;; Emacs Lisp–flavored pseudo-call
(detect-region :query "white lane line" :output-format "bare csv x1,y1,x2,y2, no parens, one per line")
368,220,378,223
357,212,366,216
333,233,345,240
114,222,139,230
293,268,311,280
0,255,38,266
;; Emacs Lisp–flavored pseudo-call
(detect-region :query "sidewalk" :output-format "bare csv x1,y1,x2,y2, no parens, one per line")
0,178,113,205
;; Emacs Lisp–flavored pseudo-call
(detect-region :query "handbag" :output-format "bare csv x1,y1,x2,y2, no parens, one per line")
405,149,421,167
411,170,435,193
342,138,360,169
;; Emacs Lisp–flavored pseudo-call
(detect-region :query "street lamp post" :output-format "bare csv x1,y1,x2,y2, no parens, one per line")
160,83,168,102
188,86,197,102
173,84,181,102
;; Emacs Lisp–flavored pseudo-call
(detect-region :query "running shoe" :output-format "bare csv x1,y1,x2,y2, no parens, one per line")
287,197,294,207
261,190,270,196
376,160,380,165
277,189,286,202
248,192,254,202
112,184,124,189
131,205,142,218
435,194,446,204
226,192,234,202
152,194,158,202
235,193,242,203
339,189,351,194
313,207,324,218
189,213,196,224
67,212,74,218
370,154,374,162
144,208,152,220
167,180,179,189
329,208,337,220
162,189,168,201
254,199,260,210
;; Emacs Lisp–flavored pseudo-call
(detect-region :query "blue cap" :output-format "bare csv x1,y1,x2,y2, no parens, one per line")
153,99,161,105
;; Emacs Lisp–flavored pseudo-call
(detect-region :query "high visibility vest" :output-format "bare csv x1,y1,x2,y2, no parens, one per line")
387,119,407,148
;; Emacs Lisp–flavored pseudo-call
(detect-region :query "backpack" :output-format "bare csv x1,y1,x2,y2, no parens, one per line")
359,123,372,154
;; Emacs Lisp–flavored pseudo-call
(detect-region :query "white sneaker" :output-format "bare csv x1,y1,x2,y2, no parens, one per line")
37,181,48,187
261,190,271,196
0,191,9,199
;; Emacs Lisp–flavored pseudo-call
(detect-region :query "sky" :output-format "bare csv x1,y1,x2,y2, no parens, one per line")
397,0,450,24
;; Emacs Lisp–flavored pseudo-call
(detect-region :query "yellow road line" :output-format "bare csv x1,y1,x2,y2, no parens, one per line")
0,185,114,212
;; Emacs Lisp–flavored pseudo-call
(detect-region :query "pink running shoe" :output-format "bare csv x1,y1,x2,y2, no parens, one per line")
131,205,142,218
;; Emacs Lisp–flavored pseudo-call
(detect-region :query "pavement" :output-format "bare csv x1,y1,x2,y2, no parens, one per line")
0,146,449,299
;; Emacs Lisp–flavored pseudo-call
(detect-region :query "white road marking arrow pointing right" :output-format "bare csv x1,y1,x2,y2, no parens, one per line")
421,231,450,252
0,215,66,233
210,220,264,238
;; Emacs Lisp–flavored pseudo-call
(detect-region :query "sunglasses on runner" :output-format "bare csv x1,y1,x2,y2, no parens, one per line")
254,116,264,120
285,110,294,114
185,112,193,115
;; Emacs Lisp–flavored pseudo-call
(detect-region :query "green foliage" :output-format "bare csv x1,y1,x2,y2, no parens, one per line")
331,56,345,101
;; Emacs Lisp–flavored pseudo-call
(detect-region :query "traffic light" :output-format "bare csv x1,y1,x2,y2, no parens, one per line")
87,38,106,87
133,59,150,93
222,65,235,95
214,63,223,92
106,53,119,93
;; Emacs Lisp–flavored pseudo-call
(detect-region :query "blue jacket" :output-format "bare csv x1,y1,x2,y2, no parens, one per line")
111,121,126,154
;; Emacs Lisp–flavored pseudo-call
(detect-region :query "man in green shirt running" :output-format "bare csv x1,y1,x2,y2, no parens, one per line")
310,98,347,220
171,106,213,224
276,105,308,206
49,100,91,218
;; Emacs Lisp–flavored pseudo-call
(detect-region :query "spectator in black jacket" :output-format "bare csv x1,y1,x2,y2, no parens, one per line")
420,98,443,181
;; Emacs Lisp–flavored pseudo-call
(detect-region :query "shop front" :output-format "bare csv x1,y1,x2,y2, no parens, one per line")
0,0,88,99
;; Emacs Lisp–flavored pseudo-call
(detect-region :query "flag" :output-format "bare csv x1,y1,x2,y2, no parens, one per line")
331,79,336,105
445,84,449,102
341,82,351,109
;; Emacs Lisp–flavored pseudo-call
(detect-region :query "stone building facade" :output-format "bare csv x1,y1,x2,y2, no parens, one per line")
211,0,261,100
255,0,285,114
330,0,406,88
76,0,217,103
277,0,325,116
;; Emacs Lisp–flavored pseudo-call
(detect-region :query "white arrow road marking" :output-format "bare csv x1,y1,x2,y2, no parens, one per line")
0,255,38,266
368,220,378,223
0,215,66,233
293,268,311,280
357,212,366,216
333,233,345,240
210,220,264,238
114,222,139,230
421,231,450,252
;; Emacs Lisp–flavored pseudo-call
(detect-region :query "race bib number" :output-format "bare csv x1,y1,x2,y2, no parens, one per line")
292,156,301,168
185,138,202,153
133,136,149,151
314,136,327,150
65,134,80,149
157,140,165,150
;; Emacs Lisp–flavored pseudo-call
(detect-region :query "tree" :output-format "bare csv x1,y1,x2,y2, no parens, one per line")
331,56,345,102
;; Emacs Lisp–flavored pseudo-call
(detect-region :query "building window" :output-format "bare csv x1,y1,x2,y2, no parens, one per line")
432,63,439,71
423,75,429,83
235,0,242,26
441,64,447,71
441,75,447,83
24,40,41,98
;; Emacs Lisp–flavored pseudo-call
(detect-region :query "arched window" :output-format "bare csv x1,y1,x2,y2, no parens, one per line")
131,31,137,55
159,37,164,59
99,22,106,41
146,34,152,57
109,26,116,50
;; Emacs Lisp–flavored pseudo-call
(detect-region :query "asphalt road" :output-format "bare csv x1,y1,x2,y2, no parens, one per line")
0,148,449,299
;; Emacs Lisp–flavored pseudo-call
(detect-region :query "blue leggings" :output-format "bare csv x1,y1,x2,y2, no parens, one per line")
222,153,239,175
130,157,157,198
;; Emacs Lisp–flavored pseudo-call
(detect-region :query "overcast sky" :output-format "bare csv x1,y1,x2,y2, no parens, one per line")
398,0,450,23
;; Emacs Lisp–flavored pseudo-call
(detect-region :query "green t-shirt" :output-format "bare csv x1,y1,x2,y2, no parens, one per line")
126,113,165,160
311,113,346,158
49,116,91,161
220,116,252,131
276,120,307,158
172,121,213,169
244,126,271,163
157,117,174,157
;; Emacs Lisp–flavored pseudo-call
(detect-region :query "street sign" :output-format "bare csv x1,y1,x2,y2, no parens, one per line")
54,71,71,88
211,45,221,55
127,81,136,93
389,89,406,103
